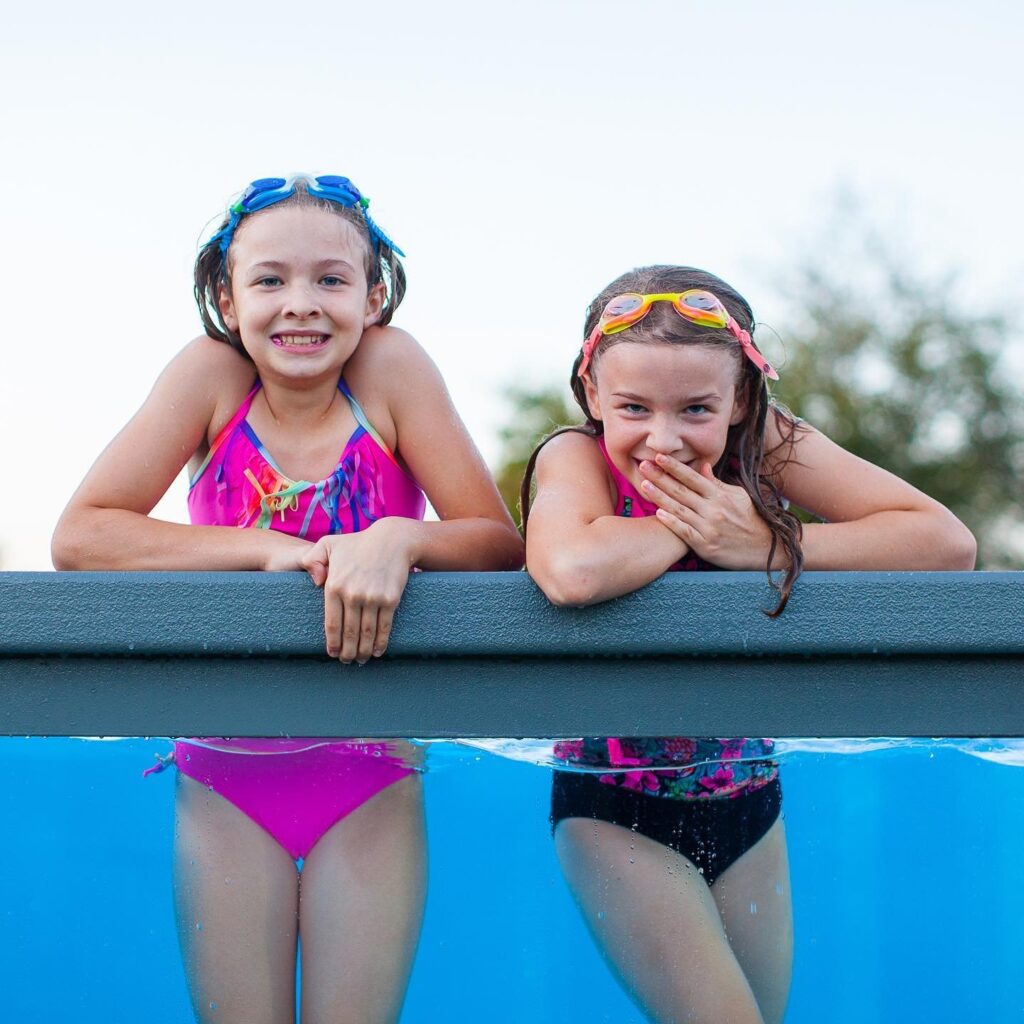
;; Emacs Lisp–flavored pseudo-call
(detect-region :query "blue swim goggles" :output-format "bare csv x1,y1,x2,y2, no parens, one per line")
208,174,405,257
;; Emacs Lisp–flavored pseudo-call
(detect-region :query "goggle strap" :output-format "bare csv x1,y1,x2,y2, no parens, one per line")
363,209,406,258
728,321,779,380
577,326,602,378
576,308,779,381
205,176,406,260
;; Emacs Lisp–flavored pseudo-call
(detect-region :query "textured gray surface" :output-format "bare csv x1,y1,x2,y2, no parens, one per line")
1,571,1022,736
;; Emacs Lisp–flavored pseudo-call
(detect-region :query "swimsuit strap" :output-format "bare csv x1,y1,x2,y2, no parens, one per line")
189,381,262,489
596,436,639,504
337,377,401,468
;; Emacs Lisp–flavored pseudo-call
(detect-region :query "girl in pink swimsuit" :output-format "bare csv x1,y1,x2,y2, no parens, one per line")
522,265,975,1024
53,174,523,1024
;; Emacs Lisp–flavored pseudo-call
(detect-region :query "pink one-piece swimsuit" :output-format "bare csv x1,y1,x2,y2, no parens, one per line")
172,376,425,861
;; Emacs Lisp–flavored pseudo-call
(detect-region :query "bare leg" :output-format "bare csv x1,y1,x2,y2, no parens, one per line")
299,774,427,1024
556,818,765,1024
174,775,300,1024
712,819,793,1024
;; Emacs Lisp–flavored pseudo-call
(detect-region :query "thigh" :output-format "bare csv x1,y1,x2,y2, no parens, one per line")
556,818,765,1024
174,774,300,1024
712,818,793,1024
298,773,427,1024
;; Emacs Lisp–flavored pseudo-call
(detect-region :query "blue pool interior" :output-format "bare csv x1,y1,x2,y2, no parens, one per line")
2,738,1023,1022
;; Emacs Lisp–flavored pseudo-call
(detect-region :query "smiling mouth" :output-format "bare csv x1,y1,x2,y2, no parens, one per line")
272,333,329,349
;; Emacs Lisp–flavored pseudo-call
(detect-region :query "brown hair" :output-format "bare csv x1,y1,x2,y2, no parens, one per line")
193,182,407,356
520,264,806,616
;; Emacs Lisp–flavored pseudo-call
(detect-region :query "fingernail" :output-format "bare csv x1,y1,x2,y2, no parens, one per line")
327,647,338,658
373,648,385,658
640,480,652,492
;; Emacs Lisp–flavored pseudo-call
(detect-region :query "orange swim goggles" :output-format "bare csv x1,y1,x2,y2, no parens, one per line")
577,290,779,380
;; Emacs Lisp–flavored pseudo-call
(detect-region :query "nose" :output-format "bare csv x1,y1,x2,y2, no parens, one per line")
282,283,321,319
646,419,681,456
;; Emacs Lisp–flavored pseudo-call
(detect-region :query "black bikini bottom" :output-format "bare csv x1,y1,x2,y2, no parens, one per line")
551,771,782,887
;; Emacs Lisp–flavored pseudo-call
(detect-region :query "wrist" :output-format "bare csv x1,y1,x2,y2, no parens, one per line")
260,529,307,571
370,516,422,568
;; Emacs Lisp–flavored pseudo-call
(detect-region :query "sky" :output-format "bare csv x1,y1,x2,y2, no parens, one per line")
1,0,1021,570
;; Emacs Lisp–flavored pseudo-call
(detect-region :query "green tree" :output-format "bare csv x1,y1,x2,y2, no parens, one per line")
772,253,1024,568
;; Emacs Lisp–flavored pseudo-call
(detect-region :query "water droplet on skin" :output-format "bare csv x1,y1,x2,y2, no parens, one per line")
750,901,758,914
210,1001,217,1011
196,922,203,931
597,911,605,920
775,882,783,896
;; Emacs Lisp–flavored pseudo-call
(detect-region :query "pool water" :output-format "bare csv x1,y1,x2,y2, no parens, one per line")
1,738,1022,1022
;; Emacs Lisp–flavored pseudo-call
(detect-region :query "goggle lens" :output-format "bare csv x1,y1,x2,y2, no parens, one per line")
677,290,729,328
606,294,644,317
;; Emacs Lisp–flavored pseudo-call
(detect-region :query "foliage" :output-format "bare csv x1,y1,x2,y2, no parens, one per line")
771,253,1024,568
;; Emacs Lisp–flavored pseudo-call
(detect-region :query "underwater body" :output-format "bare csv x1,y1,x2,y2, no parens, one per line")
2,737,1023,1023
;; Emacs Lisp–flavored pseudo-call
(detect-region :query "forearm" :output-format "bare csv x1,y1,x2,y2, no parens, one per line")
528,515,687,606
51,507,297,571
381,516,525,572
800,510,977,571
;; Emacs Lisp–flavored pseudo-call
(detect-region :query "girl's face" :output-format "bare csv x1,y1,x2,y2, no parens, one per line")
218,204,383,380
583,341,747,491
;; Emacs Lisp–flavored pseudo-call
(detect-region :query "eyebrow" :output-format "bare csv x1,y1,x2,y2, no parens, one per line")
248,259,357,272
612,391,722,403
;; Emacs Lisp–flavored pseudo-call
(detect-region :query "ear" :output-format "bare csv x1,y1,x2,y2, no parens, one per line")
581,372,603,421
364,282,386,327
217,285,239,333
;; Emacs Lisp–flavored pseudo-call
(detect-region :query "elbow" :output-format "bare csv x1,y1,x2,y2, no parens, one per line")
51,509,99,570
529,553,603,608
51,524,82,571
946,520,977,571
502,527,526,571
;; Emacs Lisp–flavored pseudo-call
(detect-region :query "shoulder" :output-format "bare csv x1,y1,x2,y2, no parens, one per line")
533,429,616,510
535,429,605,479
170,335,255,391
343,327,450,450
347,326,442,393
162,336,257,438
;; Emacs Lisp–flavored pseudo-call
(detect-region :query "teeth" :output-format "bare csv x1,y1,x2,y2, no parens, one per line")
276,334,326,346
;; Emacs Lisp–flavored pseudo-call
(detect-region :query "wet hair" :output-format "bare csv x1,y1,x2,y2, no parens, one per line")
193,182,407,355
520,264,806,616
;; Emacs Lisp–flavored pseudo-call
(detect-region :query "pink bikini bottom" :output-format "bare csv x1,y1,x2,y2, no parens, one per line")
173,739,415,861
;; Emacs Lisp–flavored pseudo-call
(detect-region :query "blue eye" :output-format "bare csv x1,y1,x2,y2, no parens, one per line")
256,276,282,287
321,275,345,286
